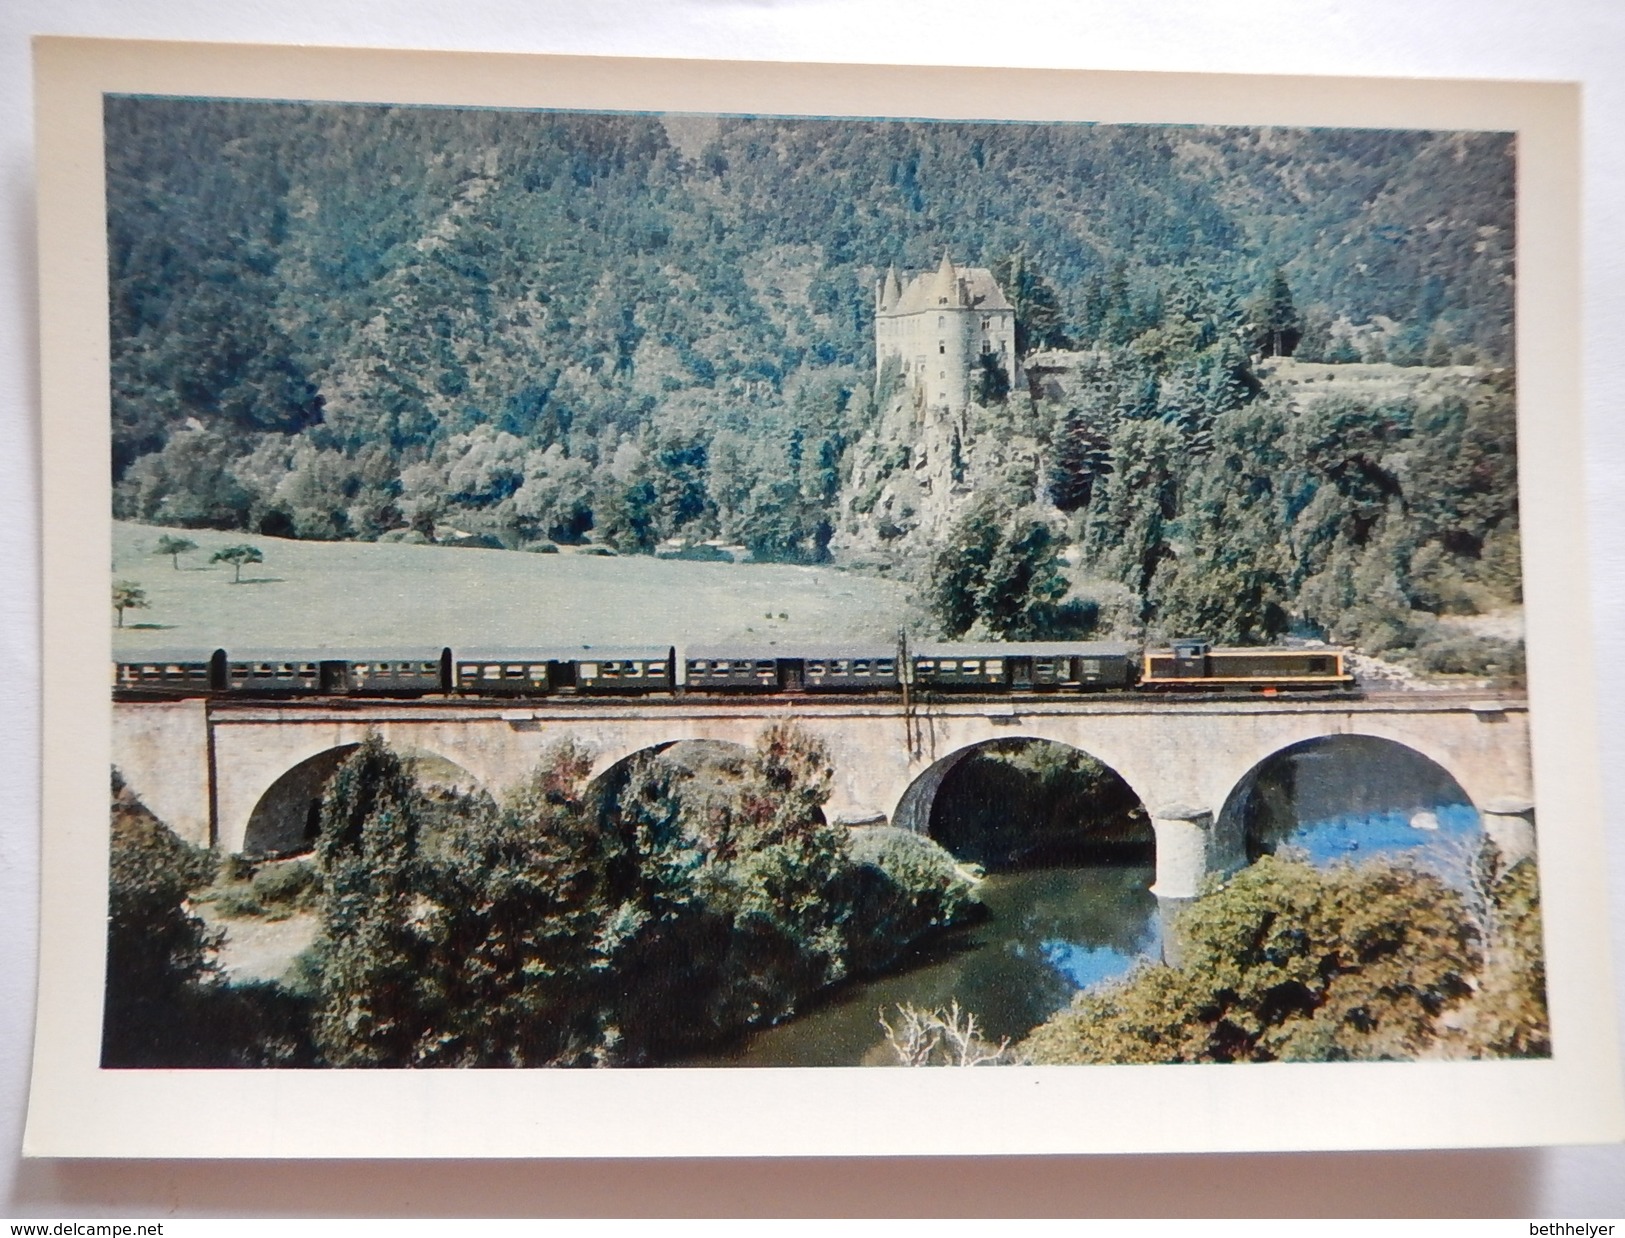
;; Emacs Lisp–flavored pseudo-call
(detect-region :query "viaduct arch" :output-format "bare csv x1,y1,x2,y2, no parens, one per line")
111,693,1534,889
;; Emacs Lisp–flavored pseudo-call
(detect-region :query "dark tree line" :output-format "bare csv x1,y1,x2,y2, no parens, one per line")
106,98,1513,567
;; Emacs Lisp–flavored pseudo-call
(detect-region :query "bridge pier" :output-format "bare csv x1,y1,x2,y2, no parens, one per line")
1148,802,1245,901
1482,797,1537,866
1147,802,1249,968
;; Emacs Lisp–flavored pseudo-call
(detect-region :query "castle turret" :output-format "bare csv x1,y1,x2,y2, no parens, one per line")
930,250,959,307
883,265,902,310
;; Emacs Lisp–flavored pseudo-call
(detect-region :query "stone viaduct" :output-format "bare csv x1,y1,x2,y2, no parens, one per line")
112,690,1536,902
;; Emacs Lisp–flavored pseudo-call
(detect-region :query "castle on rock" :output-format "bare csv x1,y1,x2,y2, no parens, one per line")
874,254,1016,413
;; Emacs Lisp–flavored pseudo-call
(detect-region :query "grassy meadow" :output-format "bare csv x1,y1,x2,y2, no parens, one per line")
112,522,925,653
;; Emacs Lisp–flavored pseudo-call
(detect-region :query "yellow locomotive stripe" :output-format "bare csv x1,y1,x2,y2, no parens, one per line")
1142,675,1354,685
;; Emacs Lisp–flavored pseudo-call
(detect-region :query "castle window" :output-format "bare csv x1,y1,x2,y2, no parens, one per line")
939,342,945,354
982,318,991,331
938,315,945,326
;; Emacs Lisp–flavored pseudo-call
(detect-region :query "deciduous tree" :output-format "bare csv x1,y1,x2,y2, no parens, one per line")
211,544,264,583
154,534,197,569
112,580,147,627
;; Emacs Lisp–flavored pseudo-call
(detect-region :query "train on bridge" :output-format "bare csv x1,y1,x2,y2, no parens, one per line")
114,638,1355,701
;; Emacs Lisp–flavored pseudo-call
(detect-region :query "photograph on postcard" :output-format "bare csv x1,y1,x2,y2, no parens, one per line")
97,93,1548,1073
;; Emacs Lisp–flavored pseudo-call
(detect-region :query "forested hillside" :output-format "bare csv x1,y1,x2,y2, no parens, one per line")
105,97,1519,660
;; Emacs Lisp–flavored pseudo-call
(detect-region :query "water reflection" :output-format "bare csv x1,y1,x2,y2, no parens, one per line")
693,736,1486,1067
687,861,1159,1067
1226,735,1481,882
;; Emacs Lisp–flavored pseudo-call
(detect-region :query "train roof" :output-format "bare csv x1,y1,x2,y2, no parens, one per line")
454,645,674,662
913,641,1138,658
684,643,897,660
225,646,447,663
113,647,222,664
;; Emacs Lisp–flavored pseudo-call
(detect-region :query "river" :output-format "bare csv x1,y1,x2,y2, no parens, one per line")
689,734,1483,1068
688,861,1159,1066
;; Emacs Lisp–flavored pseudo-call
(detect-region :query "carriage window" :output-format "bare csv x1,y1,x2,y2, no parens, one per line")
505,665,527,679
940,660,958,672
1081,659,1099,674
961,660,980,674
646,662,666,677
986,660,1003,675
623,663,642,677
877,660,895,675
579,663,599,678
918,660,936,672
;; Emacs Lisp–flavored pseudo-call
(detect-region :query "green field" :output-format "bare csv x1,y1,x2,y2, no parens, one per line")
112,522,925,653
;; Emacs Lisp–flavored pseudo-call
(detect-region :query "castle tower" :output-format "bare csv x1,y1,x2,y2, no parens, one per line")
874,254,1017,413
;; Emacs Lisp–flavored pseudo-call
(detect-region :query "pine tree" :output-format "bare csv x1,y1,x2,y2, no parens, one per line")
992,252,1069,356
1047,410,1114,512
310,735,436,1067
1251,267,1303,358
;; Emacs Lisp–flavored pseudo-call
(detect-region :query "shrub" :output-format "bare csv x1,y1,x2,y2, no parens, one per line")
1021,854,1483,1064
1411,627,1525,681
104,771,223,1065
307,728,981,1067
879,1001,1020,1066
251,859,318,908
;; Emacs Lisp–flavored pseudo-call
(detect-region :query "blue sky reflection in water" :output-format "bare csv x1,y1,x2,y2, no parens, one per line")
1228,734,1484,888
1039,928,1161,991
1284,802,1480,873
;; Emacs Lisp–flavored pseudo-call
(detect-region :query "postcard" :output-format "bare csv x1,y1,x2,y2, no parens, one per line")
24,37,1624,1156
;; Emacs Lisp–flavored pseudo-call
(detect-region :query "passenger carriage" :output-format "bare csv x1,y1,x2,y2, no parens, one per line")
553,646,677,695
222,647,450,696
911,641,1138,692
684,645,899,693
113,647,225,696
450,647,559,696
